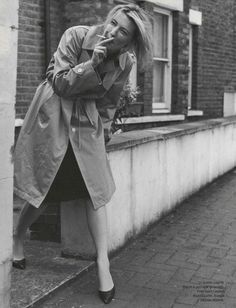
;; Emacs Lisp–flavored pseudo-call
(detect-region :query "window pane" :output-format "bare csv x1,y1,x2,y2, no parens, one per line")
153,13,168,58
153,61,165,103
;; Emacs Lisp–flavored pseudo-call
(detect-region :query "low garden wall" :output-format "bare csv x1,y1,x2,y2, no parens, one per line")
61,116,236,258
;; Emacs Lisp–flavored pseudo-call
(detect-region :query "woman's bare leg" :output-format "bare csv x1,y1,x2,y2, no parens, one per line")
13,201,48,260
85,199,114,291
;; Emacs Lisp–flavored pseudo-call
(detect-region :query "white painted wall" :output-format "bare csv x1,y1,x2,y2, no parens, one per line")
61,119,236,258
0,0,18,306
106,120,236,252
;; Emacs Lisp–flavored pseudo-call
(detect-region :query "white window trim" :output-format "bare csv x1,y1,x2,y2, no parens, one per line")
188,26,193,109
188,9,203,116
143,0,183,12
152,7,173,113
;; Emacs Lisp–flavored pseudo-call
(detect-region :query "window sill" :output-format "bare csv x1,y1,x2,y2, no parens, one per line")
187,110,203,117
118,114,185,125
152,108,171,114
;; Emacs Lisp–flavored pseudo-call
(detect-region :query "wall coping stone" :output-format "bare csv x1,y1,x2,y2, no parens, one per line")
107,116,236,152
119,114,185,124
15,116,236,152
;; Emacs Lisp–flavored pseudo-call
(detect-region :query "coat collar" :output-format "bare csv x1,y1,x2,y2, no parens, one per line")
82,25,127,71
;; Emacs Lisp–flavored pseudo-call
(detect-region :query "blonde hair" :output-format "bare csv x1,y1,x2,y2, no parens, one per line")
105,4,153,71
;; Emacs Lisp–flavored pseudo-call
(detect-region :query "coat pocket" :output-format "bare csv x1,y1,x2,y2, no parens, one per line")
24,81,55,134
83,101,99,127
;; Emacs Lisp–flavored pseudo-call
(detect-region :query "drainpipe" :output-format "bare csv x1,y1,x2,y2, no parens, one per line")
44,0,51,69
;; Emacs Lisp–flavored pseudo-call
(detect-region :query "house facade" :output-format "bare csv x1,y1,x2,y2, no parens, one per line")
16,0,236,123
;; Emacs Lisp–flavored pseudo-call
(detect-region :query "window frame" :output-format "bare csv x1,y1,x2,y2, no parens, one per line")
152,7,173,113
188,25,193,109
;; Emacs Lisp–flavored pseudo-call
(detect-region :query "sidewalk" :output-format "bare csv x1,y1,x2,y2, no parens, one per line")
12,168,236,308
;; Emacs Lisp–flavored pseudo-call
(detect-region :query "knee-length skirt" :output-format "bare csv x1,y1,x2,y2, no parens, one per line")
44,142,90,202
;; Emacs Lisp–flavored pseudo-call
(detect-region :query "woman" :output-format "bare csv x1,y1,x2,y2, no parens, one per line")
13,3,152,304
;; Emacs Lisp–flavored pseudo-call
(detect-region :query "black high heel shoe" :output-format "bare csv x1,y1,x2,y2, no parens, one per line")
12,258,26,270
98,285,115,304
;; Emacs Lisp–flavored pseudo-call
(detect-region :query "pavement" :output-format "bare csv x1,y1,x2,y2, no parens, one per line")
11,168,236,308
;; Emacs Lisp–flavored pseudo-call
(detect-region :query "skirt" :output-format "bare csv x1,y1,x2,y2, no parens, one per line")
44,142,90,202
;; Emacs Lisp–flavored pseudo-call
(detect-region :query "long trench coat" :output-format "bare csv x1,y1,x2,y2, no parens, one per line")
14,24,133,209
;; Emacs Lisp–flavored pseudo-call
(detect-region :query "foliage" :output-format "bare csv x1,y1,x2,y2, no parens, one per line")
111,81,141,133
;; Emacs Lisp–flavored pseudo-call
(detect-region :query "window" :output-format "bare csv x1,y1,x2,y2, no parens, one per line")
152,8,172,113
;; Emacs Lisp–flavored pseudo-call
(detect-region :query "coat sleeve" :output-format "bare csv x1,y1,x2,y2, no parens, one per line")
52,27,101,98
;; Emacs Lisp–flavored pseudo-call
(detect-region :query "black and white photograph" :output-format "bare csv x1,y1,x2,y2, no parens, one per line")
1,0,236,307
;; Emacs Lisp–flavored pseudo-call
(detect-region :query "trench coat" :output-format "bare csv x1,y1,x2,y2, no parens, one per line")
14,24,133,209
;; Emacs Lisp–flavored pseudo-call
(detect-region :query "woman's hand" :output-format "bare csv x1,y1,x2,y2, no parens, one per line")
90,37,114,68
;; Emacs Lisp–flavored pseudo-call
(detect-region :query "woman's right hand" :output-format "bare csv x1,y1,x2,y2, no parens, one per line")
90,37,114,68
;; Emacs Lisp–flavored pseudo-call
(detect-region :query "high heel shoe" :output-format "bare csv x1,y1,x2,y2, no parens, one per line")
12,258,26,270
98,285,115,304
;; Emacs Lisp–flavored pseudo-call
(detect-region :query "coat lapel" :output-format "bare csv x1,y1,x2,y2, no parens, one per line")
103,69,122,91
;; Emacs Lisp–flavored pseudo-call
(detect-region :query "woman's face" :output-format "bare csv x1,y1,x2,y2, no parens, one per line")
103,11,136,55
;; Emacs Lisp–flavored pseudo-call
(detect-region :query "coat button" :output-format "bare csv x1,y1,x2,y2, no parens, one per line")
72,127,76,132
77,67,84,75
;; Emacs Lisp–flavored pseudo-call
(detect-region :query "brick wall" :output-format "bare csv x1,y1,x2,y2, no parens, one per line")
50,0,66,54
172,10,189,115
16,0,45,118
16,0,64,118
139,1,154,115
64,0,115,28
189,0,236,117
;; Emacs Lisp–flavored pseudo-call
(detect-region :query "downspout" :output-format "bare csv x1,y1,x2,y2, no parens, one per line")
44,0,51,70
